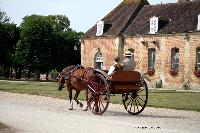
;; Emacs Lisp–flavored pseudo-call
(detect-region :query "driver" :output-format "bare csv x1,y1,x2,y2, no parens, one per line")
107,56,123,76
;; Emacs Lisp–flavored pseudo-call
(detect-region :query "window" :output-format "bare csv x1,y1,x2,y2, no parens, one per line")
96,21,104,36
128,48,134,62
196,48,200,69
171,48,179,70
148,48,156,68
197,14,200,31
95,53,103,70
149,16,158,34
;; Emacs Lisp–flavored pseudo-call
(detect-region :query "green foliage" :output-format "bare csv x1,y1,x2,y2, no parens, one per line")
0,23,19,65
50,68,58,75
0,22,20,78
19,14,82,74
20,15,54,73
183,81,190,90
0,9,10,23
0,11,81,79
156,79,163,88
46,15,70,32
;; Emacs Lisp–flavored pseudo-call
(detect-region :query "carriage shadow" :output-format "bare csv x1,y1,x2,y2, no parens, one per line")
105,110,187,119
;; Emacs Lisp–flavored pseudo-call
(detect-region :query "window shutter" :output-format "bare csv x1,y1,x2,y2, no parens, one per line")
96,21,104,36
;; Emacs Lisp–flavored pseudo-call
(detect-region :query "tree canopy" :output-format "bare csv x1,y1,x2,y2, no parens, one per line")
0,9,20,78
0,9,82,80
19,14,82,79
0,9,10,23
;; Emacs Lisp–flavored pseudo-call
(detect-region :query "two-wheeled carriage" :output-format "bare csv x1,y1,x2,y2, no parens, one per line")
87,70,148,115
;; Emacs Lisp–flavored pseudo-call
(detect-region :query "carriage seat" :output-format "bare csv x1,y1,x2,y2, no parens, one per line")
111,71,141,82
110,71,142,93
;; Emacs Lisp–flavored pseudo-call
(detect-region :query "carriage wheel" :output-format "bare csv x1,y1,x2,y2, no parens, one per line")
122,80,148,115
87,74,110,115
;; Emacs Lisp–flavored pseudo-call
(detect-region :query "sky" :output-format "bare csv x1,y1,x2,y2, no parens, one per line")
0,0,177,32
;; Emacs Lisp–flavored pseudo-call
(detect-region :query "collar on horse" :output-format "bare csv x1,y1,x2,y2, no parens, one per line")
64,65,86,80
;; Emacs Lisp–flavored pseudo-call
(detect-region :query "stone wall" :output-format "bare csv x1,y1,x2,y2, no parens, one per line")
81,37,121,69
124,33,200,89
82,33,200,89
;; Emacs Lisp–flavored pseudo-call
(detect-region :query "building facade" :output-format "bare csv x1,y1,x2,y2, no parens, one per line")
81,0,200,89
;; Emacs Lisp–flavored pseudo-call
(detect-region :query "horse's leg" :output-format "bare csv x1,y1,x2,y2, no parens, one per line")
74,90,83,108
68,86,73,110
83,88,89,111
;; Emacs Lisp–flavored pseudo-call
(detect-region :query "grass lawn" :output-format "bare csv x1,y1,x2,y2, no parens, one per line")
0,80,200,112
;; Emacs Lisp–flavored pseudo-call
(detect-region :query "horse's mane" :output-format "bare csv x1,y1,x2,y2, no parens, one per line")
61,65,76,75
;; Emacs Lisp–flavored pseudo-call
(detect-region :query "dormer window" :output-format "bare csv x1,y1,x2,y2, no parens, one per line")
149,16,158,34
96,21,104,36
197,14,200,31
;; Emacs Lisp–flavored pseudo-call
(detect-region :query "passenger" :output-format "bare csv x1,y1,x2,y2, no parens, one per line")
121,50,151,82
121,50,136,71
107,56,123,76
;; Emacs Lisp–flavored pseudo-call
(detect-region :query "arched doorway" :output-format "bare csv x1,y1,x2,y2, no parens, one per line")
95,52,103,70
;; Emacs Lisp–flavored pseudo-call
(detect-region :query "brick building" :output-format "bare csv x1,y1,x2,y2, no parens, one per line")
81,0,200,89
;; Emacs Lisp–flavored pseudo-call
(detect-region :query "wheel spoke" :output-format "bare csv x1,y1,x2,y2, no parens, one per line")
137,96,146,102
135,98,139,112
126,97,132,108
98,100,101,113
133,99,136,113
136,98,143,107
137,88,145,93
128,98,133,112
88,97,95,106
99,96,105,109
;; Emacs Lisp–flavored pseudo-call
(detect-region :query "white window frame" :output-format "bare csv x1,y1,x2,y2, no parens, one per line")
96,21,104,36
95,53,103,70
171,48,179,70
197,14,200,31
149,16,158,34
148,48,156,68
197,48,200,69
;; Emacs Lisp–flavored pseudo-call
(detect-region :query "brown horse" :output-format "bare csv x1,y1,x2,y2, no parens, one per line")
57,65,95,110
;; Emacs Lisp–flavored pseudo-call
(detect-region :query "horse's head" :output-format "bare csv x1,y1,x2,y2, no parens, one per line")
57,73,65,91
57,65,76,91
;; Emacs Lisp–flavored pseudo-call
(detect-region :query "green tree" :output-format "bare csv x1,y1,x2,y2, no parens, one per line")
45,15,82,71
13,40,27,79
20,15,54,80
0,9,10,23
46,15,70,32
0,22,19,78
19,14,82,80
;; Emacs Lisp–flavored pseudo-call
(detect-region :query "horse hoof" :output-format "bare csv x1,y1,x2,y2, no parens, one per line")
79,102,83,108
83,107,88,111
69,107,73,110
69,102,73,110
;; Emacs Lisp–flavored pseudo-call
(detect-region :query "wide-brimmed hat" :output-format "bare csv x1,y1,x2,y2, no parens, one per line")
123,50,133,57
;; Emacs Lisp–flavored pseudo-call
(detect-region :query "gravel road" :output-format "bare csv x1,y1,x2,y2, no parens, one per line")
0,91,200,133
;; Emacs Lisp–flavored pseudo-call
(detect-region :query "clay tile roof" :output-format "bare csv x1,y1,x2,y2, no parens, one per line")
123,1,200,36
84,0,149,37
